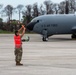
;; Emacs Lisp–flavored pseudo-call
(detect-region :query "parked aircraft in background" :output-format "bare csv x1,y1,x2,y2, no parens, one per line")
27,14,76,41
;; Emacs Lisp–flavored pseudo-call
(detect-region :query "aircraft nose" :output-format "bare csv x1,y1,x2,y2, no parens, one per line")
26,21,37,31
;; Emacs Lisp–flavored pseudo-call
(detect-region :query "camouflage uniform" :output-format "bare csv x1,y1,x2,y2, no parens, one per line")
14,47,23,62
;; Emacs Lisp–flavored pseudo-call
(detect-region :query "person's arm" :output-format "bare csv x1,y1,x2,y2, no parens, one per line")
20,27,26,38
18,25,24,33
18,27,23,33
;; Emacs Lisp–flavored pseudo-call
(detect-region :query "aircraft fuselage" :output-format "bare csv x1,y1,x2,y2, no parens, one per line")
27,14,76,41
33,15,76,35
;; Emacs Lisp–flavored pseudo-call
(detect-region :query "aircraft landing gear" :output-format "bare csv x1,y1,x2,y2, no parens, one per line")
42,36,48,41
42,29,48,41
71,33,76,39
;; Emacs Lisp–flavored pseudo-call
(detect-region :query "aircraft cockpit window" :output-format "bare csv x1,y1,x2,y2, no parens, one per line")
31,19,41,23
31,19,36,22
37,20,40,22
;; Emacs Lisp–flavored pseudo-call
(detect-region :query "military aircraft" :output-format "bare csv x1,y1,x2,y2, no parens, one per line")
27,14,76,41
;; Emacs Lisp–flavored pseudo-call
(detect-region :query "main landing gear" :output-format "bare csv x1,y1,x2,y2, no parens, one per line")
71,33,76,39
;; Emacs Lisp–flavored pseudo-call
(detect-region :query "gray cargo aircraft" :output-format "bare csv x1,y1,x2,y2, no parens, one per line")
27,14,76,41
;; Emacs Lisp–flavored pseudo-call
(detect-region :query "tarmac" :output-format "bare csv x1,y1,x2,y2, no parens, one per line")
0,34,76,75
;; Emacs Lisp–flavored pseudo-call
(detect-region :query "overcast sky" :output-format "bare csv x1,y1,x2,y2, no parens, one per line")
1,0,64,7
0,0,64,21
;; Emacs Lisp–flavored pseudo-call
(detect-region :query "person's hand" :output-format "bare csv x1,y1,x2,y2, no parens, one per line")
22,25,25,28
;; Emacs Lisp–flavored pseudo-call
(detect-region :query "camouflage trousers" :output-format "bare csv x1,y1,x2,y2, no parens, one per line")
14,47,23,62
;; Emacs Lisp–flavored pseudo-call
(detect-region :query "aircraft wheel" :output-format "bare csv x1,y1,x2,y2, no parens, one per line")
42,37,48,41
71,34,76,39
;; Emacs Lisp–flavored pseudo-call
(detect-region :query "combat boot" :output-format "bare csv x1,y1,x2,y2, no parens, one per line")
16,61,23,66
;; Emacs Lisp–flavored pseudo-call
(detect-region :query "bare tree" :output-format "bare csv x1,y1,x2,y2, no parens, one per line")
44,0,49,14
26,5,32,24
59,1,66,14
39,4,46,15
69,0,76,14
65,0,69,14
32,3,39,17
4,5,13,21
0,4,3,18
16,4,24,22
53,3,59,14
0,4,3,30
59,0,76,14
44,0,53,14
26,5,32,16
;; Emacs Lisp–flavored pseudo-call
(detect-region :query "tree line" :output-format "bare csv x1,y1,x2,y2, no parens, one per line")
0,0,76,32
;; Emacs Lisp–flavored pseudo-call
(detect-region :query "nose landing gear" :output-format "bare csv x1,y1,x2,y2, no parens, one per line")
42,36,48,41
42,29,48,41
